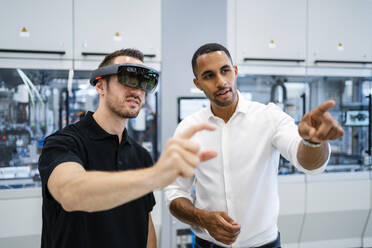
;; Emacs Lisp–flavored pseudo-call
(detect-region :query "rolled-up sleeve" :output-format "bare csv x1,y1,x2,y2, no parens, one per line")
164,176,195,208
268,103,330,175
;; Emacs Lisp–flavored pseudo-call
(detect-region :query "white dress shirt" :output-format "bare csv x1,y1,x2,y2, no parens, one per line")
165,92,329,247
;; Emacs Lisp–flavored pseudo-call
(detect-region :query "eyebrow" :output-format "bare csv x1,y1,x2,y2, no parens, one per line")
201,70,213,77
200,64,232,77
221,64,231,70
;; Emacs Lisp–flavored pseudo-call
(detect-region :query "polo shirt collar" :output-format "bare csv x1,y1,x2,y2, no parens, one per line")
81,111,131,144
206,90,249,120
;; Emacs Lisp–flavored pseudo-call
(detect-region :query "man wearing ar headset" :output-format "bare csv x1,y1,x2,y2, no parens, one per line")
38,48,217,248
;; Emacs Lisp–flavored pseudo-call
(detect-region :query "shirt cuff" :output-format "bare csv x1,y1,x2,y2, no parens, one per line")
295,142,331,175
164,186,193,209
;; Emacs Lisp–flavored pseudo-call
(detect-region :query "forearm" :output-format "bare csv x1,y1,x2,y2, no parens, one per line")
60,167,159,212
297,141,329,170
169,197,208,228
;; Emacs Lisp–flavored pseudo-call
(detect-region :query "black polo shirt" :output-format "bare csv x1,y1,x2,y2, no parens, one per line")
38,111,156,248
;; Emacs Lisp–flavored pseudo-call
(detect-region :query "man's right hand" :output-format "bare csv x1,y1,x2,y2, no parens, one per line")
199,211,241,245
154,123,217,188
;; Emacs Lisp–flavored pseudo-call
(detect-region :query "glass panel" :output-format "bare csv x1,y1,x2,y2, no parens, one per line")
308,75,371,172
364,76,372,169
0,68,160,189
238,72,372,174
69,70,98,124
0,68,69,188
127,92,159,160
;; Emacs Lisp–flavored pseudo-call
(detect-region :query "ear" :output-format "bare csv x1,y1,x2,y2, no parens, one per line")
193,78,202,91
95,79,106,96
233,65,238,78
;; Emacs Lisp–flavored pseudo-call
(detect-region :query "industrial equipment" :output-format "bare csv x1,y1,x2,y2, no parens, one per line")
0,68,160,188
0,68,69,188
237,74,372,173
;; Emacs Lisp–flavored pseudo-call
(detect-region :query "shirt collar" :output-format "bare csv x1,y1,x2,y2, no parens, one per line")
235,91,249,115
206,90,249,120
80,111,131,144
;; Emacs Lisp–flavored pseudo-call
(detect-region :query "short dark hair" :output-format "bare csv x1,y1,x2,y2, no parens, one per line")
99,48,144,68
191,43,233,77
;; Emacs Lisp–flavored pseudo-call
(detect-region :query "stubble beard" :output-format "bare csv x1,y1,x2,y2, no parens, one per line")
208,87,237,107
107,97,141,119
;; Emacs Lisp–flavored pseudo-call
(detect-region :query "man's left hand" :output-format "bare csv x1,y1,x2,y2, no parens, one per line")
298,100,344,143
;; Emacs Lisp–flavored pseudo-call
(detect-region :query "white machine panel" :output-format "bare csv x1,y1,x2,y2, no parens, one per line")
0,0,73,59
362,171,372,247
0,188,42,248
300,172,370,247
74,0,161,62
308,0,372,65
278,175,306,245
236,0,306,64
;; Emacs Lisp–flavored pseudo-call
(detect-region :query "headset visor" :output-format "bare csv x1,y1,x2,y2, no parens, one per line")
90,63,159,93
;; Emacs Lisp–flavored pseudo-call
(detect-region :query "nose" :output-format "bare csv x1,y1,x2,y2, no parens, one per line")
215,73,227,88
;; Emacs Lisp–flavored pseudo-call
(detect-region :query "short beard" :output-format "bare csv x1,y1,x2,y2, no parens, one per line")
212,94,236,107
205,87,237,107
107,98,141,119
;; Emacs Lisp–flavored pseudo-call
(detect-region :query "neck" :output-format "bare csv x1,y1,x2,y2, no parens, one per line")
93,106,127,143
211,94,239,123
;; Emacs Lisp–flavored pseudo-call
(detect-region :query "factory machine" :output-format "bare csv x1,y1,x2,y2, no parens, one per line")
0,68,69,188
308,76,372,170
0,67,160,248
0,68,159,189
237,74,372,174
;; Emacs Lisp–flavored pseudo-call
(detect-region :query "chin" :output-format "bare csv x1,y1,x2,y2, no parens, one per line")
113,109,139,119
126,109,141,118
120,111,138,118
214,98,234,107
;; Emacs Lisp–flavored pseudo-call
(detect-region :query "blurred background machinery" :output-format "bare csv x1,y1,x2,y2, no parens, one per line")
0,68,159,189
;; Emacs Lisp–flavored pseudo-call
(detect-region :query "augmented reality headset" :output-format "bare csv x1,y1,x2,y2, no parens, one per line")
90,63,159,93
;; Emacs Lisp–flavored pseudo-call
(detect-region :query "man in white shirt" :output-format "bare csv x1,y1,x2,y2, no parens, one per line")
164,43,344,248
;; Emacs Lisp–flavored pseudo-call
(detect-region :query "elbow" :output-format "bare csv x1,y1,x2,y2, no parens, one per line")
58,186,96,213
57,187,80,212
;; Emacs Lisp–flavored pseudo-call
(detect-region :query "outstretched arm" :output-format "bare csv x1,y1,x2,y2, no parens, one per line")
47,123,217,212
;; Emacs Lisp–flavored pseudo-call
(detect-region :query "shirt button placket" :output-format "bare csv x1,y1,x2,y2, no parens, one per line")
116,144,122,169
222,124,233,216
117,160,123,168
222,123,239,247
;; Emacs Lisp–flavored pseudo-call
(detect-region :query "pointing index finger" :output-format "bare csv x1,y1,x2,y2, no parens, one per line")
312,100,335,116
178,123,216,139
